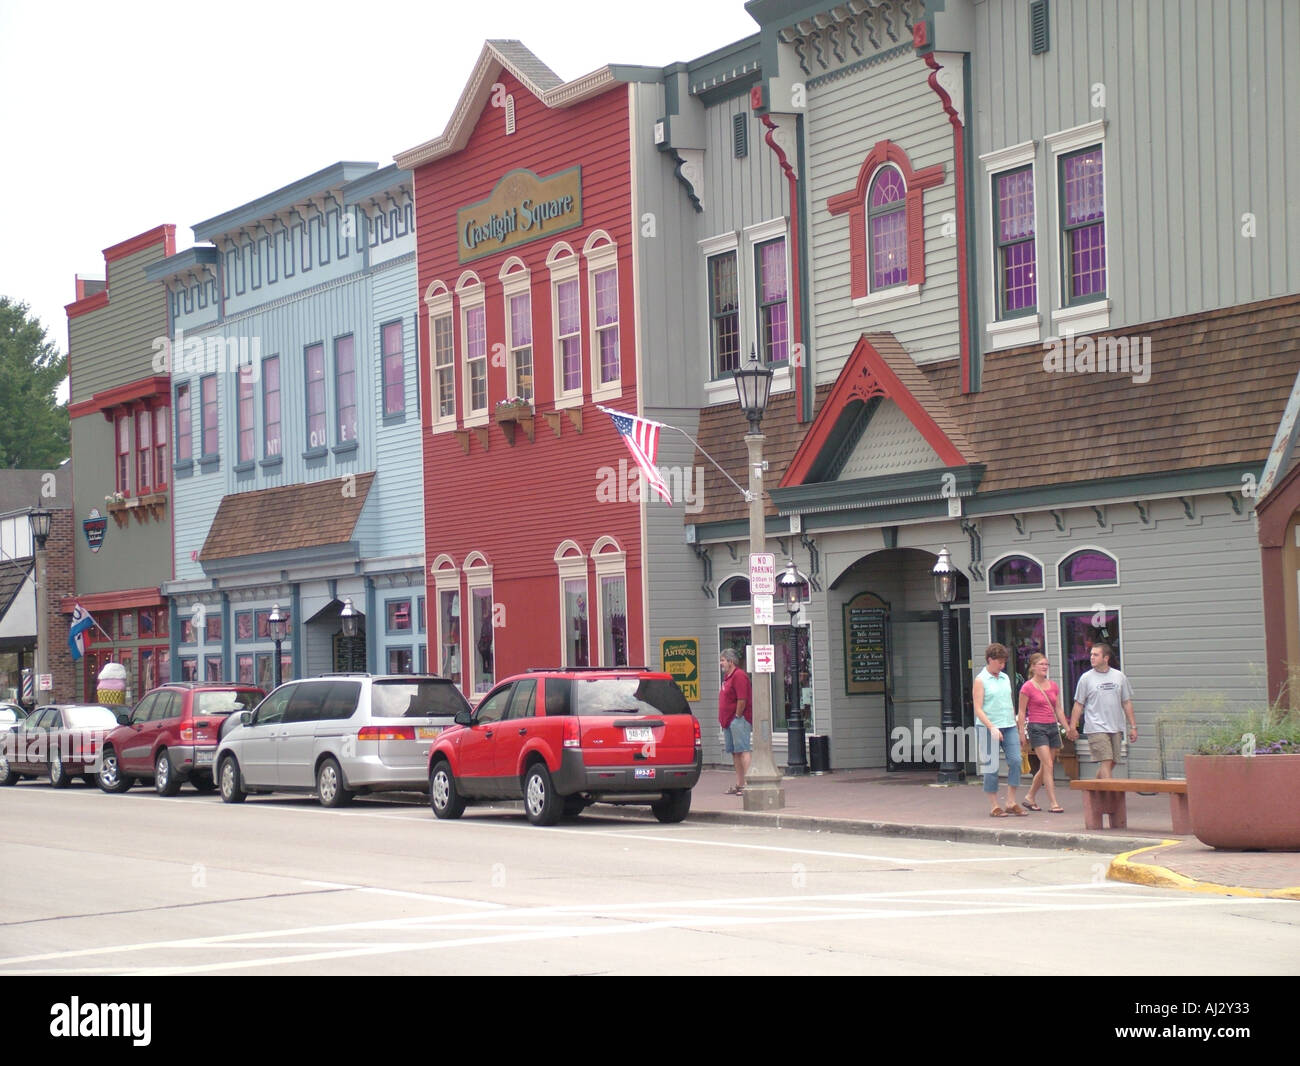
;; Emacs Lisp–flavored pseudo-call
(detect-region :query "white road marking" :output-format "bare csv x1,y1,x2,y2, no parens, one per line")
299,880,505,908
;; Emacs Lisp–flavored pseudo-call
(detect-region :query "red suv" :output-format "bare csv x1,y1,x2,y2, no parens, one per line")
98,683,265,796
428,668,702,825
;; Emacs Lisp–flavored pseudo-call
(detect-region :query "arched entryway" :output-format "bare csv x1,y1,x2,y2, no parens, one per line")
829,547,972,772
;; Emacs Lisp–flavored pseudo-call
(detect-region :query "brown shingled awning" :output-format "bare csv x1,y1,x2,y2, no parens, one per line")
199,473,375,562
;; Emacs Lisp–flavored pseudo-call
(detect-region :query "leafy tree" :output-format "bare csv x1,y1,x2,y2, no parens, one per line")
0,297,69,469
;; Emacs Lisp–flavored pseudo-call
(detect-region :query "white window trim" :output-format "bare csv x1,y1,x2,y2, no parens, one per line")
456,272,488,427
463,552,495,696
592,536,628,667
1055,545,1121,590
425,281,456,433
716,573,751,608
981,140,1043,347
700,231,740,386
554,540,588,667
1056,604,1124,692
431,555,460,683
986,550,1047,594
1047,119,1109,330
745,217,792,371
987,609,1049,672
547,241,583,410
500,257,533,403
584,230,621,402
863,163,910,299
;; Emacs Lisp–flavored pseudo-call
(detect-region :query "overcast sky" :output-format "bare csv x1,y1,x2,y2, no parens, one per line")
0,0,759,373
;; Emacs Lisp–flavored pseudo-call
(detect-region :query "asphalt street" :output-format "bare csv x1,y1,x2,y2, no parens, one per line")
2,783,1297,976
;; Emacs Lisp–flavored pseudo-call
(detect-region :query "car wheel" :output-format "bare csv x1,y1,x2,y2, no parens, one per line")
97,749,134,793
429,761,466,819
562,795,587,818
0,750,19,787
155,750,182,796
651,789,692,824
316,757,353,808
218,756,246,804
523,764,561,826
49,753,70,789
190,773,216,793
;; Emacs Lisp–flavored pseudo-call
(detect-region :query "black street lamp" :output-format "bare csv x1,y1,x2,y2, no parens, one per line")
933,547,962,784
733,346,782,811
779,558,808,776
27,508,52,706
268,603,287,689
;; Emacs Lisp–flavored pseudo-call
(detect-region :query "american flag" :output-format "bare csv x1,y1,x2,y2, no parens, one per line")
603,408,672,504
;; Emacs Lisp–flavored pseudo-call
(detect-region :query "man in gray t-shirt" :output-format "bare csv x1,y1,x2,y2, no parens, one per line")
1070,642,1136,778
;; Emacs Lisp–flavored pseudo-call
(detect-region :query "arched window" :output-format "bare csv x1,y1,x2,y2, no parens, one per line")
989,554,1044,590
1058,548,1118,587
554,540,588,668
867,166,908,290
592,536,628,667
718,576,751,606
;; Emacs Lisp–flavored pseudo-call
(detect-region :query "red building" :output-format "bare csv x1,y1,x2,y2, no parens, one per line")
397,42,645,697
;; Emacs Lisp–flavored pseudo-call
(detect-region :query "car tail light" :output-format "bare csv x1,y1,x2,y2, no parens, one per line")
357,725,416,742
693,717,701,747
562,717,580,749
179,725,193,742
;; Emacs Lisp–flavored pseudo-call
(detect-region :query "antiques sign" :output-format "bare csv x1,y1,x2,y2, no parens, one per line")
459,167,583,262
660,637,699,702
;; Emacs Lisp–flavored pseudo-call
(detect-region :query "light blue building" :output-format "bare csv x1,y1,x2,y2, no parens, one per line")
147,162,426,688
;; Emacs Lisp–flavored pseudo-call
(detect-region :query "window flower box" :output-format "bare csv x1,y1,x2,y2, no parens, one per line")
494,398,534,444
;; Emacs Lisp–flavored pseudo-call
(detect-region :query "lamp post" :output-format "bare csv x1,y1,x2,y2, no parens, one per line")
339,597,358,638
933,547,962,784
734,349,783,811
268,603,287,689
779,558,808,776
28,508,52,706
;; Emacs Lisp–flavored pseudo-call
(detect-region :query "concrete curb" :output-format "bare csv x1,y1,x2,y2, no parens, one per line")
1107,842,1300,900
597,806,1162,854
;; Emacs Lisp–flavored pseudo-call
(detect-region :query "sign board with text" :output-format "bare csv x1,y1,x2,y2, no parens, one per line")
749,553,776,595
753,644,776,673
660,637,700,702
843,592,888,695
458,167,583,262
752,594,773,626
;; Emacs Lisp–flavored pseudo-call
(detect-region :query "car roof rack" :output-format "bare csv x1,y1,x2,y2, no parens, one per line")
525,666,652,673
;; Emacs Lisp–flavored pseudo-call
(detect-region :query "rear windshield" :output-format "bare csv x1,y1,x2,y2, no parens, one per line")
568,678,692,716
372,680,470,719
63,706,120,730
195,690,264,717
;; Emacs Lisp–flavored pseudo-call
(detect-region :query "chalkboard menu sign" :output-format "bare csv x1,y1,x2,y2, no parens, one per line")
844,592,889,695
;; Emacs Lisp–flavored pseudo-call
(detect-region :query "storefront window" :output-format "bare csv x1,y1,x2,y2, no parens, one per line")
991,613,1047,692
471,586,494,694
600,575,627,667
1061,608,1121,701
718,624,812,732
563,578,589,667
439,590,461,685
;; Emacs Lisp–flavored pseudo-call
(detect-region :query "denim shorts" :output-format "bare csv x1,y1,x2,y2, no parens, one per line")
1027,722,1062,750
723,717,752,754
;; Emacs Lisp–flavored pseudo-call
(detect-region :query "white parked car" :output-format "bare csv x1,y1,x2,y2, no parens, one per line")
215,674,471,807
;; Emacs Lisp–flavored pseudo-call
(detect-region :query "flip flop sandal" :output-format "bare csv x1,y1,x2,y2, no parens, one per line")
989,807,1008,817
725,785,743,795
1049,806,1065,813
1023,800,1042,811
1006,804,1029,816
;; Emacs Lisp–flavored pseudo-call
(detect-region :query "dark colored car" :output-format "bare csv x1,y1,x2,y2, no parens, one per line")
98,683,265,796
0,704,121,787
428,668,702,826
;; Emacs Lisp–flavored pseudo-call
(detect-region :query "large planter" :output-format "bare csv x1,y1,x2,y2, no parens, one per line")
1185,753,1300,850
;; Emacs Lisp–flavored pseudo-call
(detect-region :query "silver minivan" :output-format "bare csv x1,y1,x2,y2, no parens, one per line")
215,675,470,806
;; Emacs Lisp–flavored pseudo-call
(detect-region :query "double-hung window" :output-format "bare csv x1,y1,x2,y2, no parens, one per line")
263,355,282,458
456,273,487,422
115,415,131,493
152,407,168,488
707,251,740,376
381,321,405,416
755,237,789,364
200,375,219,458
305,343,326,450
334,334,357,445
236,369,255,465
174,384,192,464
867,166,908,289
135,409,153,491
547,242,582,405
1046,120,1109,334
425,282,456,430
584,232,620,400
500,258,533,403
981,140,1041,348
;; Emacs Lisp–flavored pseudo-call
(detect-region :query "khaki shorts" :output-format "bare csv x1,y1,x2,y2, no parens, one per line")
1087,732,1123,763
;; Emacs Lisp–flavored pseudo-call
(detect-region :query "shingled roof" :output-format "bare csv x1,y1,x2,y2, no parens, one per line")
199,473,374,562
690,292,1300,526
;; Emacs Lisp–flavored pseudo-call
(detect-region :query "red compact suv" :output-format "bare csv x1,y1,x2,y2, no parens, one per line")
98,683,265,796
428,667,702,825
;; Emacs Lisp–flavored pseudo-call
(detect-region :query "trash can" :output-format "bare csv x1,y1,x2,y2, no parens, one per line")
808,734,831,774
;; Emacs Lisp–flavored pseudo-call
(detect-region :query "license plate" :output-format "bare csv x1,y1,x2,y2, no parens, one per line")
196,750,214,766
416,727,443,740
634,767,656,779
625,727,653,743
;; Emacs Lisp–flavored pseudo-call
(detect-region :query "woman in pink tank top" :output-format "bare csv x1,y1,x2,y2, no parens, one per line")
1016,653,1075,813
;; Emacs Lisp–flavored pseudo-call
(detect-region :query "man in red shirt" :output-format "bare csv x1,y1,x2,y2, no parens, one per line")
719,648,752,795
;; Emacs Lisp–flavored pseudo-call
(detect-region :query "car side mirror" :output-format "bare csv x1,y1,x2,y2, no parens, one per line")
454,710,474,727
240,711,252,727
116,712,130,726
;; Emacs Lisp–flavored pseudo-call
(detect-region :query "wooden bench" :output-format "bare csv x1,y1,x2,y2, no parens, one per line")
1069,778,1190,834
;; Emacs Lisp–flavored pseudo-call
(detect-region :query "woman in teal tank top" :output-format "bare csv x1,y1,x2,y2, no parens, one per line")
973,642,1026,817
